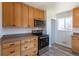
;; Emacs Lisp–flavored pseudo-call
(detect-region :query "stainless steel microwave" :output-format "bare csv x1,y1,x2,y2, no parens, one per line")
34,19,45,27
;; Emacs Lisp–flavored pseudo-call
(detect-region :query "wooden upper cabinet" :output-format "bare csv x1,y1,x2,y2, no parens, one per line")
28,6,34,27
2,2,45,28
39,10,45,20
14,3,22,27
34,8,40,20
2,2,14,27
22,4,29,27
34,8,45,20
73,8,79,28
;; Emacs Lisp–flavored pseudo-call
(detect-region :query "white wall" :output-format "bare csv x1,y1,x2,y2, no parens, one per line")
2,28,32,35
1,27,45,35
0,2,2,38
54,3,79,48
46,2,79,48
46,8,56,47
55,31,73,48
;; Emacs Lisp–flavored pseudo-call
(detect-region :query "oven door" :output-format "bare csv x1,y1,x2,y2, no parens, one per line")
38,36,49,50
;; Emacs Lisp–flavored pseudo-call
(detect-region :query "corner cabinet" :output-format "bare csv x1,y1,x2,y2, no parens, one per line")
73,7,79,28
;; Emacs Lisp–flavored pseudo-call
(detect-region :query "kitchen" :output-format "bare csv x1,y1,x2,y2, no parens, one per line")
0,2,79,56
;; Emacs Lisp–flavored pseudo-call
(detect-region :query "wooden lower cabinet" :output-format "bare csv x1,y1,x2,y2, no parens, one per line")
0,45,1,56
21,37,38,56
1,36,38,56
72,36,79,53
2,41,20,56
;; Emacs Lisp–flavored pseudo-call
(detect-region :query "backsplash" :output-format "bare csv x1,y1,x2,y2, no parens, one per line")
73,28,79,33
1,27,46,35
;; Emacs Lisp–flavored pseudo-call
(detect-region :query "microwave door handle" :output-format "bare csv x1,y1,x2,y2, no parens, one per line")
34,19,36,27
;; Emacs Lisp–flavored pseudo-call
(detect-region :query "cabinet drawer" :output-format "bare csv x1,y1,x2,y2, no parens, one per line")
30,48,38,56
21,39,30,44
21,44,31,51
2,41,20,49
31,37,38,48
2,41,20,56
21,48,38,56
21,49,30,56
3,48,20,56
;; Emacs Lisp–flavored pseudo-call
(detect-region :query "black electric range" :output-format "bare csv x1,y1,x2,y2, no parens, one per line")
32,30,49,55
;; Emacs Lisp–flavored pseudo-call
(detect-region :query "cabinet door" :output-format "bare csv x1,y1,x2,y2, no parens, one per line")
2,2,14,27
29,6,34,27
39,10,45,20
73,8,79,28
34,8,40,19
30,37,38,56
14,3,22,27
22,4,29,27
21,38,31,56
72,36,79,53
0,45,1,56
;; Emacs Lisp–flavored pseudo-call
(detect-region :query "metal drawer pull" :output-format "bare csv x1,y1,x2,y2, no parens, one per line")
25,41,27,42
25,55,28,56
34,44,36,46
10,50,15,54
10,44,15,46
24,47,27,48
33,51,36,53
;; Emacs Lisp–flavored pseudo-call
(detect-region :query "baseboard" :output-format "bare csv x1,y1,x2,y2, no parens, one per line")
55,42,71,49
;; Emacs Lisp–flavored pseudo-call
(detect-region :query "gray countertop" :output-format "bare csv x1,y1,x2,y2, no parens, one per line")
0,33,38,44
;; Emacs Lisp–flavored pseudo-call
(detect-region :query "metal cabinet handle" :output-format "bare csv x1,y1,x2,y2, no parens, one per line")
24,46,27,49
9,43,15,46
33,51,36,53
10,50,15,54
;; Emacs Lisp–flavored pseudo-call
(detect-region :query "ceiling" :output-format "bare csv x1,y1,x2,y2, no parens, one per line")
23,2,79,16
23,2,56,10
23,2,79,11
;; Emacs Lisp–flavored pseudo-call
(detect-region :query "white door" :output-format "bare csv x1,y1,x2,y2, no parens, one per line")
51,19,57,44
